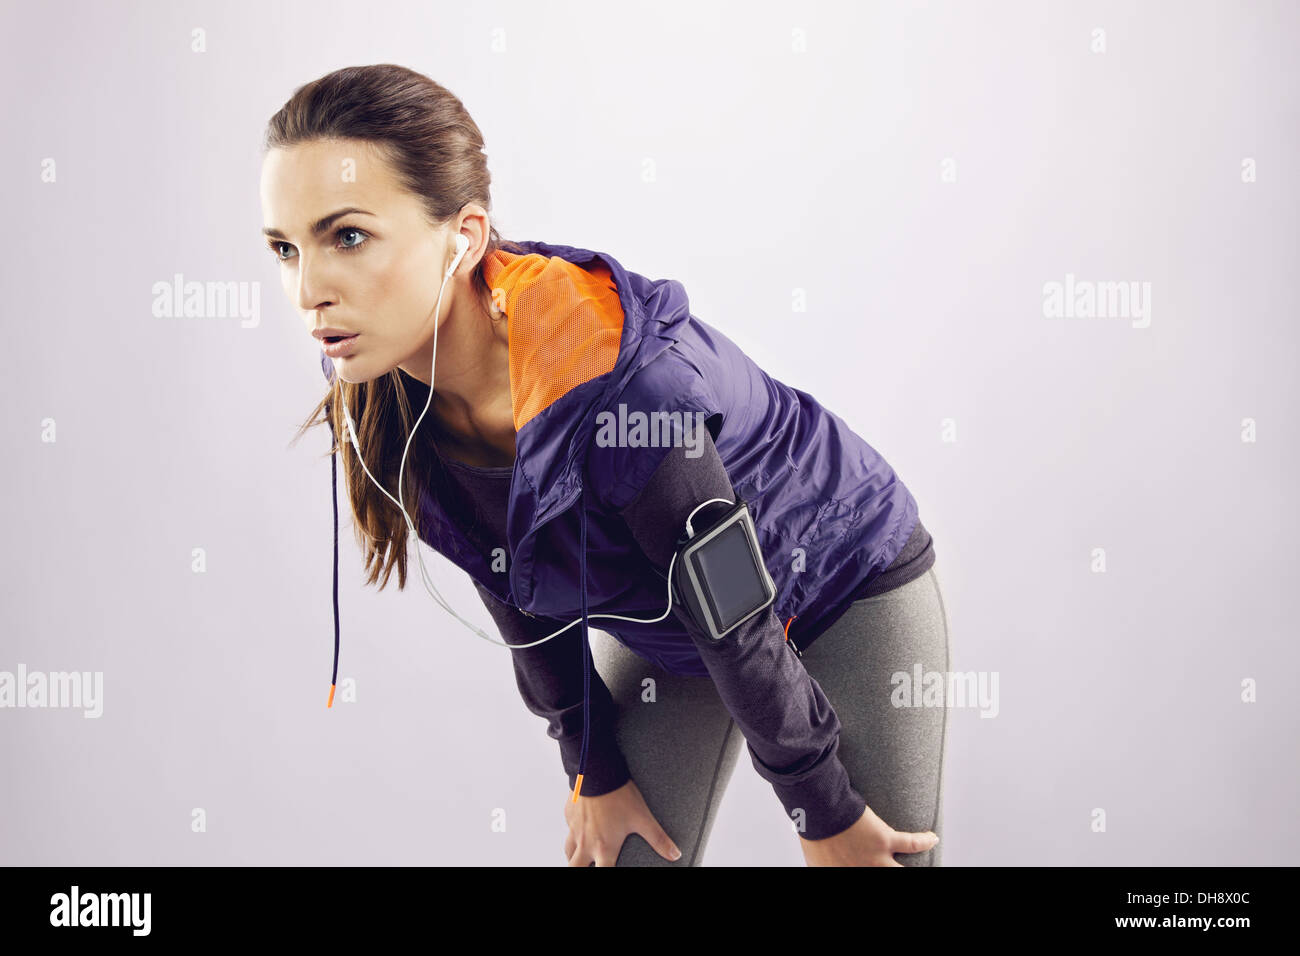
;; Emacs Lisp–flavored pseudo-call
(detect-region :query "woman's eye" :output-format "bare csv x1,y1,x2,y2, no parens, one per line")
337,227,369,251
266,227,369,262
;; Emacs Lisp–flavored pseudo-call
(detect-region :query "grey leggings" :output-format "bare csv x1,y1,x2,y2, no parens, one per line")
588,565,951,866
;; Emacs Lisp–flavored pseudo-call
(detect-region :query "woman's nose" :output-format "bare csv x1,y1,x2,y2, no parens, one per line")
294,254,336,313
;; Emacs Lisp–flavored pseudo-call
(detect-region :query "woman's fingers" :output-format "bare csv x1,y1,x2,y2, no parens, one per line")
637,820,684,863
568,837,621,866
587,835,618,866
569,846,617,866
890,829,940,856
567,846,590,866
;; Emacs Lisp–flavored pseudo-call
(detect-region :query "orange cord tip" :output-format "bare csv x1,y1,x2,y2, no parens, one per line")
572,773,584,801
327,683,335,708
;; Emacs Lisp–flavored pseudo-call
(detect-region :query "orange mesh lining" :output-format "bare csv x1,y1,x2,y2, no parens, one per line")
481,249,624,432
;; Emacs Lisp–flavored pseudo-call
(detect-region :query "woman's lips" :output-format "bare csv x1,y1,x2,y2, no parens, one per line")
321,333,360,358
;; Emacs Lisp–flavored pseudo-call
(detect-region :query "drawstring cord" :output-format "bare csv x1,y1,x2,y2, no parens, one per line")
574,486,592,801
327,411,341,708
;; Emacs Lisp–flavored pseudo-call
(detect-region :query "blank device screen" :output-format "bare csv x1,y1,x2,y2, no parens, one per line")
692,522,768,630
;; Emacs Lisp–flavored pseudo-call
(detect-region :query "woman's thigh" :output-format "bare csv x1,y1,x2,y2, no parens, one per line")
798,566,952,866
588,630,743,866
587,564,951,867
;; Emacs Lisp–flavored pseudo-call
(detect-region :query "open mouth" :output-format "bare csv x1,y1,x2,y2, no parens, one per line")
324,334,357,344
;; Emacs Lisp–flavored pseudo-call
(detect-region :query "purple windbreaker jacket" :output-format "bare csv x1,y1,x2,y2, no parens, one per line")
319,238,922,839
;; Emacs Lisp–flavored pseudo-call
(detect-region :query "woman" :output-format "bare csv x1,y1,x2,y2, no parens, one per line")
263,64,950,867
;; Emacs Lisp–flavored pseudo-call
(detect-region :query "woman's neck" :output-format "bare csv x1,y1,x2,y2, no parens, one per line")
400,283,515,465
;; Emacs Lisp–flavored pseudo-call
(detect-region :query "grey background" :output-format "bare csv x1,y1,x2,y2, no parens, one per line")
1,0,1296,866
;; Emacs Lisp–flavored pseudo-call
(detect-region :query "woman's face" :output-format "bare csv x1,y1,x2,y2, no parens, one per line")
259,137,452,384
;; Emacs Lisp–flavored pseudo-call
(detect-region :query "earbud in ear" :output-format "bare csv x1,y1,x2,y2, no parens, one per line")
446,233,470,278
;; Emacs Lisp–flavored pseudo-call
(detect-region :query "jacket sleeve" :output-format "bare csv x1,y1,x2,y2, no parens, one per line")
471,579,632,797
613,431,869,841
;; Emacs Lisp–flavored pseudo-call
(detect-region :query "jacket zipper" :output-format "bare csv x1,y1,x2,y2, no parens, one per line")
510,486,582,620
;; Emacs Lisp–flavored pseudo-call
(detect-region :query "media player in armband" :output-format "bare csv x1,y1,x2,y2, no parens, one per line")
670,497,776,643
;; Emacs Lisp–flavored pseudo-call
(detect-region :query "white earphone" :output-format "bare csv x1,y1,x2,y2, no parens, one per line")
333,232,723,650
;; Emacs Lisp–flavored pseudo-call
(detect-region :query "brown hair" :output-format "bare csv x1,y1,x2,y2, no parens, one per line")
267,64,520,591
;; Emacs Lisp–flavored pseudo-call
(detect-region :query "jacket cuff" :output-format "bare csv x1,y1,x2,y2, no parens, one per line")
753,741,867,841
561,733,632,796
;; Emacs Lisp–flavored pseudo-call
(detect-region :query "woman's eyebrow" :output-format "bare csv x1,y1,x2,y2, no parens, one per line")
262,207,376,241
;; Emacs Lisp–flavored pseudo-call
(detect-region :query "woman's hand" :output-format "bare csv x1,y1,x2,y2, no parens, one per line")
799,804,939,867
564,779,683,866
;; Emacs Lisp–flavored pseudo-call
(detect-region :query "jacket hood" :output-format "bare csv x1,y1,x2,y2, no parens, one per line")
319,238,694,797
